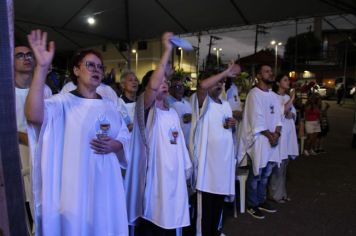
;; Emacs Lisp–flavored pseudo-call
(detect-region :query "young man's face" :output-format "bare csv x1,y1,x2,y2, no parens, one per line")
14,46,35,73
258,65,274,84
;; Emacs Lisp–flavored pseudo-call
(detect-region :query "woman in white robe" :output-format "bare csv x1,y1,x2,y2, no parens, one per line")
25,30,129,236
268,74,299,203
124,32,192,235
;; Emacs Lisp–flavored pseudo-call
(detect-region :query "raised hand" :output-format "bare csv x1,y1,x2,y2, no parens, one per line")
290,88,296,101
27,29,55,68
225,60,241,77
162,32,174,52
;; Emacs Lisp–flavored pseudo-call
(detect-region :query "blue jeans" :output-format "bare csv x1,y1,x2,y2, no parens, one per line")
247,162,275,208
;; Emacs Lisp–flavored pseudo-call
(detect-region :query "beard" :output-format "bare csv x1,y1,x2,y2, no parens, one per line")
262,78,275,85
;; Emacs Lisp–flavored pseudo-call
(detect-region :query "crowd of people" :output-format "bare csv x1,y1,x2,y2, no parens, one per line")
15,29,336,236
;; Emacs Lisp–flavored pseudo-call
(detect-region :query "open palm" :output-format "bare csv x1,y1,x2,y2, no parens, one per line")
27,29,55,68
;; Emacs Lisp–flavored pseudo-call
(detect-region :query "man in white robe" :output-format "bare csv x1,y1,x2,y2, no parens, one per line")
14,45,52,227
189,64,240,236
237,64,282,220
167,76,192,146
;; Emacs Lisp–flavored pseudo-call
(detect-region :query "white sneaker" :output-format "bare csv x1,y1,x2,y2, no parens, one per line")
303,150,310,156
310,150,318,156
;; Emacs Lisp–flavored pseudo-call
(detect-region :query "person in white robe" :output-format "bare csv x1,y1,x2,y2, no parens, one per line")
25,30,129,236
237,64,282,220
117,71,139,132
167,76,192,146
189,63,241,236
14,45,53,227
124,32,192,235
226,76,243,158
268,74,299,203
61,77,118,105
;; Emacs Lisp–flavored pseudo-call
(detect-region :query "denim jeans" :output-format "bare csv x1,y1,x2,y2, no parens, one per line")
246,162,275,208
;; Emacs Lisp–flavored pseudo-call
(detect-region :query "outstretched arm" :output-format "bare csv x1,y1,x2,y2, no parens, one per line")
197,62,241,107
25,29,55,125
144,32,173,109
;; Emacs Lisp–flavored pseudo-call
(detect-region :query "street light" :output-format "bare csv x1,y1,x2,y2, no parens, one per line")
178,47,183,69
213,47,222,67
132,49,138,73
270,41,282,74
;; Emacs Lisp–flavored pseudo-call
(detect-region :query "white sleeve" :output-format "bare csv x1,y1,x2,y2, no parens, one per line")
44,85,53,98
60,82,76,94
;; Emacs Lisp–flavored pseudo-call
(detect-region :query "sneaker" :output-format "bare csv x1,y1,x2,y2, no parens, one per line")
303,150,310,156
247,207,265,219
310,150,318,156
258,202,277,213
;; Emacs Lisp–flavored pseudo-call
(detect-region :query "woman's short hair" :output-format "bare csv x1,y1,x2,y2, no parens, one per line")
69,49,103,85
120,70,136,85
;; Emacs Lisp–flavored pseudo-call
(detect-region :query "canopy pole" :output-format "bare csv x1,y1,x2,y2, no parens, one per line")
0,0,28,235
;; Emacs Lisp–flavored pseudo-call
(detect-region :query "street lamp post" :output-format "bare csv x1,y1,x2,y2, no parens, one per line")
132,49,138,73
213,47,222,67
270,41,282,74
178,47,183,69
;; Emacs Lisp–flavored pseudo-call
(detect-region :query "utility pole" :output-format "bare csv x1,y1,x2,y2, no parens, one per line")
254,25,269,54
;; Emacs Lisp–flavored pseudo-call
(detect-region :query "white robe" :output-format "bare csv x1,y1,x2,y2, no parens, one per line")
124,94,192,229
189,94,235,195
237,87,282,176
226,83,242,158
61,81,118,106
226,83,242,112
15,85,52,202
277,94,299,160
168,95,192,146
117,97,136,125
28,93,129,236
143,106,191,229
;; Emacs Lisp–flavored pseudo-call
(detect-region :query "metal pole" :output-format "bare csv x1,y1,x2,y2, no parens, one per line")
0,0,28,235
275,45,278,74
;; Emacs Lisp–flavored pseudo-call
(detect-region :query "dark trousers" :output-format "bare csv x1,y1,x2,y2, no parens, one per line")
134,218,176,236
197,191,225,236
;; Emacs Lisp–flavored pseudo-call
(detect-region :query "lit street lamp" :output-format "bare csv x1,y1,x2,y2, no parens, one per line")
270,40,282,74
213,47,222,67
178,47,183,69
132,49,138,73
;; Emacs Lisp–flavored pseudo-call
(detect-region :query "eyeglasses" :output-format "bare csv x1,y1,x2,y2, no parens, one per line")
85,61,104,73
15,52,33,60
171,84,185,89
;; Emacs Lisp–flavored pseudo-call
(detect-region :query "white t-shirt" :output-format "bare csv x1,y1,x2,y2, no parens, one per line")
15,85,52,201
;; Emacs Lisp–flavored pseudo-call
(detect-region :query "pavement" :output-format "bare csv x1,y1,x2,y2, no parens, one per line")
223,100,356,236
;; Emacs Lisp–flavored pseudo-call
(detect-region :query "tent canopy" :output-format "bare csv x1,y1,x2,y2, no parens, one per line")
14,0,355,50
